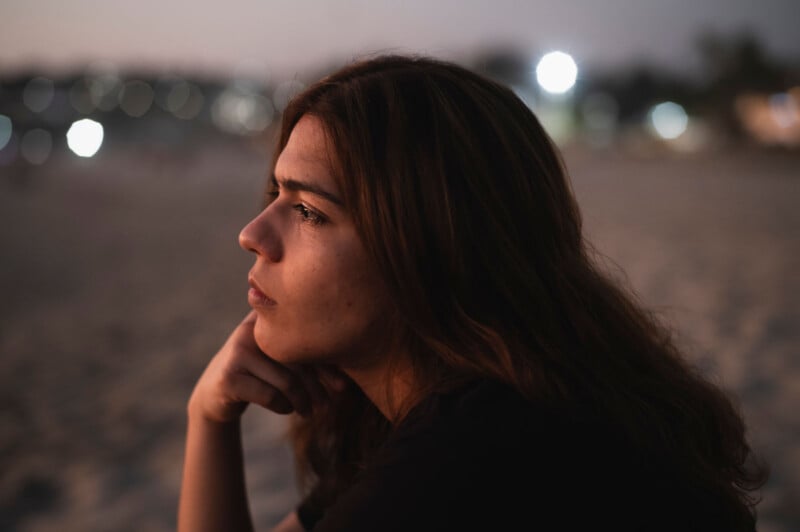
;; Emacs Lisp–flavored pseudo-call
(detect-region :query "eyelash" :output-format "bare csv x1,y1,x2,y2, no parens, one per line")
266,188,326,226
293,204,326,225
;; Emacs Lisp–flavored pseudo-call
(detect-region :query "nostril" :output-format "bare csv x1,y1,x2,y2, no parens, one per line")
238,227,256,254
240,242,258,255
238,218,281,261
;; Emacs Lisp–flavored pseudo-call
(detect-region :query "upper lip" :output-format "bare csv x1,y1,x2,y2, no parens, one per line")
248,275,275,303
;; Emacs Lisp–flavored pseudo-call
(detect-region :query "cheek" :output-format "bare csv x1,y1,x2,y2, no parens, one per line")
300,264,392,357
254,258,391,363
293,246,379,312
302,265,386,336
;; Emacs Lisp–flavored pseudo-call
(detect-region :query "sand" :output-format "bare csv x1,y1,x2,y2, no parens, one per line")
1,137,797,531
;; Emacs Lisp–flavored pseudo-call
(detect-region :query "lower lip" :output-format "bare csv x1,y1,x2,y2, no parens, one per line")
248,287,276,307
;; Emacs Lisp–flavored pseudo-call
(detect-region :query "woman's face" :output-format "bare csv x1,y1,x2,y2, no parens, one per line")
239,115,393,368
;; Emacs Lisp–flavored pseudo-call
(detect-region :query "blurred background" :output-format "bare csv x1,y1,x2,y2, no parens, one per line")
1,1,798,530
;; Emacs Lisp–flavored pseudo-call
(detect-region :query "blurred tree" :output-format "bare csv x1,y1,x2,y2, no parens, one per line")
470,46,533,88
695,30,795,140
578,65,700,127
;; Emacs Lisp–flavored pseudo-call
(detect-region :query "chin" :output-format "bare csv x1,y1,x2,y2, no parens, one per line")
253,319,309,365
253,319,281,359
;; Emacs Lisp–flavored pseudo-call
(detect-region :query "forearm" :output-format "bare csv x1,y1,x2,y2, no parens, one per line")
178,410,254,532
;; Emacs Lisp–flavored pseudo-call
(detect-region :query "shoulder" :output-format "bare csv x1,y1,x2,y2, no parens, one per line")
388,378,594,465
387,379,548,461
308,380,749,531
311,379,605,530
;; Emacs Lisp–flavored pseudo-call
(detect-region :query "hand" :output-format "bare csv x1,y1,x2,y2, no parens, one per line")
188,310,348,423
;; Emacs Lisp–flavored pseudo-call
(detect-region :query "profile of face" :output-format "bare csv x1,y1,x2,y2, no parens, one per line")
238,115,393,369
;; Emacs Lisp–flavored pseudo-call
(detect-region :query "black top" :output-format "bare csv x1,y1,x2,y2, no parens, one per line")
296,379,742,531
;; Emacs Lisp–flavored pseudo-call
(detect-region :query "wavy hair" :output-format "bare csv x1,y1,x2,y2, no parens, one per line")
270,54,767,527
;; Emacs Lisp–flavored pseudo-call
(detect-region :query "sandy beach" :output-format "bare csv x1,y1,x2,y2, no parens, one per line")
1,138,798,531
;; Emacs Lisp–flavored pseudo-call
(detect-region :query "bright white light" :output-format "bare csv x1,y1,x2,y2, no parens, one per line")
66,119,104,157
0,114,12,150
649,101,688,140
536,52,578,95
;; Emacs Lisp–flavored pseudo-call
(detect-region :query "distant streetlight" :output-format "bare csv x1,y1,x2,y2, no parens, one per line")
649,102,688,140
66,119,104,157
535,51,578,95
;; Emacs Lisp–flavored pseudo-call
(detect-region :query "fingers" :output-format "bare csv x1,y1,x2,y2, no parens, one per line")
237,313,348,414
242,310,258,324
234,373,294,414
230,311,260,351
212,311,349,418
237,359,347,417
241,349,312,416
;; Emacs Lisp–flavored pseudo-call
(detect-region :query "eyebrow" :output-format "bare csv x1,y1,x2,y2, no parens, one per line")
271,173,344,207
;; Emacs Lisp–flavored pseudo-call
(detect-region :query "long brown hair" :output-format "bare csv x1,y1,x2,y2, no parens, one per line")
272,54,766,525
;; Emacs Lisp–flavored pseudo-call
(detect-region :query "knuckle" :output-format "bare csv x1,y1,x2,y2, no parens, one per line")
260,386,278,407
216,368,238,390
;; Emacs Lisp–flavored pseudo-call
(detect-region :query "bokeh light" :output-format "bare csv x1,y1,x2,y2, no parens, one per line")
212,86,274,135
0,134,18,166
66,119,104,157
535,51,578,95
735,91,800,146
119,80,155,118
167,81,204,120
20,129,53,165
769,92,799,129
69,78,96,114
88,64,123,112
649,101,689,140
154,76,182,112
0,114,12,150
23,77,55,113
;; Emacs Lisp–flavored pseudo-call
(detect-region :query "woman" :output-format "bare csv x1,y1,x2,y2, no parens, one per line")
178,55,766,531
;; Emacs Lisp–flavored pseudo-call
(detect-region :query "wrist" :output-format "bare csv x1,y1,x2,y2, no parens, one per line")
187,391,241,427
186,407,242,436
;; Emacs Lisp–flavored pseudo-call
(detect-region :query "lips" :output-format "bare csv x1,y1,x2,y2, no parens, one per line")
248,277,277,307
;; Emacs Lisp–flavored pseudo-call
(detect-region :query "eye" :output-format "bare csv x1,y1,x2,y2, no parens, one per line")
293,204,326,225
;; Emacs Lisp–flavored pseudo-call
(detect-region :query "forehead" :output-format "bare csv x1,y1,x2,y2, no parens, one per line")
276,115,333,177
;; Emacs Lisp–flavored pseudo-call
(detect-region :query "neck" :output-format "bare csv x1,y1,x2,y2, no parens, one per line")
342,355,417,424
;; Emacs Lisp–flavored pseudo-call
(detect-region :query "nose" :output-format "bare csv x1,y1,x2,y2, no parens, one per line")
238,209,283,262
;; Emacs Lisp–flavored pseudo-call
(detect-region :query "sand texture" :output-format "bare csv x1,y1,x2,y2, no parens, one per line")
1,140,798,531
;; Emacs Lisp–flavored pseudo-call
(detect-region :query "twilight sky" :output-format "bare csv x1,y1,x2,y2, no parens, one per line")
1,0,798,81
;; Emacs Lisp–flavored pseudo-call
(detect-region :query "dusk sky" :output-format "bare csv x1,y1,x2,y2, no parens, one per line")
2,0,798,81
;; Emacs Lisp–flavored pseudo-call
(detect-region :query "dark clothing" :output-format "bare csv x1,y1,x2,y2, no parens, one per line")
296,379,741,531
